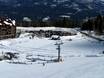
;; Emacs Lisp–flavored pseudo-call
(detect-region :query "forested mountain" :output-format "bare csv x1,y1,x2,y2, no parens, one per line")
0,0,104,20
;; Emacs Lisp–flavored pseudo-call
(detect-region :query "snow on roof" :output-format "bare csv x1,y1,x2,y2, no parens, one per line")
0,18,16,26
12,20,16,26
23,17,32,22
3,21,13,26
42,16,50,22
0,23,2,25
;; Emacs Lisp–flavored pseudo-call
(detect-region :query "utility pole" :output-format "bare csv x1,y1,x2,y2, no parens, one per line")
55,40,63,62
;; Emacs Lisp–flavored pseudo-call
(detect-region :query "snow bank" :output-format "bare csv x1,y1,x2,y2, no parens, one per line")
17,27,77,33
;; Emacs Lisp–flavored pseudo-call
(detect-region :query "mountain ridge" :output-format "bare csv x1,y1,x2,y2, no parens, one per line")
0,0,104,20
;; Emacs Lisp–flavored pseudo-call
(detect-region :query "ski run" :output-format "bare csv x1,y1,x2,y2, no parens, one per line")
0,27,104,78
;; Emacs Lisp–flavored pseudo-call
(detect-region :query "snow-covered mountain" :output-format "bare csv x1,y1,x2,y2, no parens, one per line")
0,0,104,20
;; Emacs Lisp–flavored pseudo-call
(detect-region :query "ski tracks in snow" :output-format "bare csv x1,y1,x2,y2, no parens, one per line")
43,58,103,78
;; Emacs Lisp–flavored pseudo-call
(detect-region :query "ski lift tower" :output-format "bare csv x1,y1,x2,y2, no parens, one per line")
55,39,63,62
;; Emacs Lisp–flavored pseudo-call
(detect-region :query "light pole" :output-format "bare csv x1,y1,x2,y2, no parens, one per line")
55,40,63,62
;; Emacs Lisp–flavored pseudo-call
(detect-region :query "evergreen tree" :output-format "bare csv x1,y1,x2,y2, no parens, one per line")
81,19,93,31
94,15,103,35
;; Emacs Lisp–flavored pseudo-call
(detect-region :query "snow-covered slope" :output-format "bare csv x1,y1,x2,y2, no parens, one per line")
0,27,104,78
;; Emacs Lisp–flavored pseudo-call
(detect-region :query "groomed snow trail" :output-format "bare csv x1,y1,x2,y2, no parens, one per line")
0,32,104,78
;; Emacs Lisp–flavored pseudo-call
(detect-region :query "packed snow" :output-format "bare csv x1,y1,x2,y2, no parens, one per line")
0,27,104,78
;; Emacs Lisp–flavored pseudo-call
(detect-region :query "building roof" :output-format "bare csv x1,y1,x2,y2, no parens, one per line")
0,17,16,26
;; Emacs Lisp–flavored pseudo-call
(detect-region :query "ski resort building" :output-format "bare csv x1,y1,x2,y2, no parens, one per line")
0,17,16,39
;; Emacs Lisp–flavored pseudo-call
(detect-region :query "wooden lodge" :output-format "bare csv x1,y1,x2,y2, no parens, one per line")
0,17,16,39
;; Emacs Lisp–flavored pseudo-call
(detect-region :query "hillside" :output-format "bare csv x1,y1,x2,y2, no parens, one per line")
0,0,104,20
0,27,104,78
